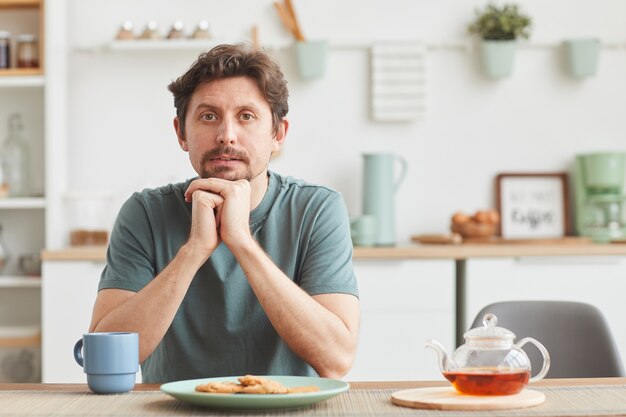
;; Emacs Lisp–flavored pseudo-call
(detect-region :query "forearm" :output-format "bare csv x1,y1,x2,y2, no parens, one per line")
92,245,207,362
230,239,359,378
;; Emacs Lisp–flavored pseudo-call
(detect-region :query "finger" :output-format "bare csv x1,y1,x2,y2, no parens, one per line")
185,178,232,201
191,189,224,207
185,178,250,201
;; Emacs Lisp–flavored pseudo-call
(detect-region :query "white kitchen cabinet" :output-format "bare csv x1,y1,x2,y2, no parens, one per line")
466,257,626,364
41,260,102,383
346,259,454,381
0,0,68,382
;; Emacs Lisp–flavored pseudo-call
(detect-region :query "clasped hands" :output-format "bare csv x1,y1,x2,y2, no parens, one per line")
184,178,253,256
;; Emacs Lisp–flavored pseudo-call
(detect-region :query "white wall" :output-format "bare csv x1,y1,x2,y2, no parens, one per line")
64,0,626,245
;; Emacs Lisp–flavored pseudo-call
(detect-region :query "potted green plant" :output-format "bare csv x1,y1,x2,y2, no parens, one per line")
468,3,532,78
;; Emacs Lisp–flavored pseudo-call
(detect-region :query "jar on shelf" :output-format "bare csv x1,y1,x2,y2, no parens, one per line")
0,113,30,197
0,31,10,69
139,21,160,40
190,20,211,39
64,191,115,246
166,21,185,39
115,21,135,40
15,34,38,69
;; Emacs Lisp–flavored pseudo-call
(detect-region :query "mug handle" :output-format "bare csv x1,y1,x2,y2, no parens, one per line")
516,337,551,382
73,338,84,367
393,156,408,192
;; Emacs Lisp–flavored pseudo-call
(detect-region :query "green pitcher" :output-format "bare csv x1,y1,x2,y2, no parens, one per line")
362,153,408,246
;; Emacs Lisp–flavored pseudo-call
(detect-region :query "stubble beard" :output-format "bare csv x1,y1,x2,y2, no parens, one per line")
199,146,264,182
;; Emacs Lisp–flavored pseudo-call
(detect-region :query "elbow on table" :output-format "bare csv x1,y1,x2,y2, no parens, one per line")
316,351,356,379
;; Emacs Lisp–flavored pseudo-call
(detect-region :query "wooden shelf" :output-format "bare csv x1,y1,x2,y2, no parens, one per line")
41,246,107,261
0,198,46,209
0,0,40,8
0,276,41,287
0,68,43,77
0,0,45,72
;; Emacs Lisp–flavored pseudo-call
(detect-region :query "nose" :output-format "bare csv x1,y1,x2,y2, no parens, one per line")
217,119,237,145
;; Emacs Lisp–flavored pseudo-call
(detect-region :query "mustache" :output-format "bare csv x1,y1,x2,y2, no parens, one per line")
201,146,250,164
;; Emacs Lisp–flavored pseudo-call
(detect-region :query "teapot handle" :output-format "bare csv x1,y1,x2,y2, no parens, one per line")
516,337,551,382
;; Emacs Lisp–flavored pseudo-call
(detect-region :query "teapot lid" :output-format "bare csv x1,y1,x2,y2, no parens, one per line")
464,313,515,343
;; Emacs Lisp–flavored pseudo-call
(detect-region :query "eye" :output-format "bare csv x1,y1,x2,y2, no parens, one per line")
200,113,216,121
240,112,254,121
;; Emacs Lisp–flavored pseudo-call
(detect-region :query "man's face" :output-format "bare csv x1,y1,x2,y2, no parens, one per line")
175,76,285,184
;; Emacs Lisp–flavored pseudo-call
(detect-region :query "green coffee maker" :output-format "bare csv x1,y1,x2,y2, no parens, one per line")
574,152,626,242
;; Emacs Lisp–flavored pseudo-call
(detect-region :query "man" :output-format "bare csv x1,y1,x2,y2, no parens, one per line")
89,44,360,383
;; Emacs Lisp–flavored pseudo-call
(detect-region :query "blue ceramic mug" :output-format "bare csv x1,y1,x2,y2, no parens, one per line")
74,332,139,394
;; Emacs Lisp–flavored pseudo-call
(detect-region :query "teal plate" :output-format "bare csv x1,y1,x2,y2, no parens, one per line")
160,375,350,409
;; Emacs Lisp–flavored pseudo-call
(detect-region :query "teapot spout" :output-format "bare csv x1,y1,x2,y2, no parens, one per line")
425,339,456,373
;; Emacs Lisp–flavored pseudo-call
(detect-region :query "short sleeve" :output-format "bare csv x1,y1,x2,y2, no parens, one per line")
99,194,156,292
297,192,359,298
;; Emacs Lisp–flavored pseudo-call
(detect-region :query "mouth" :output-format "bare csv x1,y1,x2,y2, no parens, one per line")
200,147,249,175
208,155,244,168
210,155,242,162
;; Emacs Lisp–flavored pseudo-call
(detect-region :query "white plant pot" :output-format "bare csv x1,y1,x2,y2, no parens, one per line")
564,38,600,78
481,40,517,79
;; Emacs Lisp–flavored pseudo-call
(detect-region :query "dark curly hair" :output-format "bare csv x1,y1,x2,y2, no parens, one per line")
168,43,289,137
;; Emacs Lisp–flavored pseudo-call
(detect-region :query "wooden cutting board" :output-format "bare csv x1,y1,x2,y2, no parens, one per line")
391,387,545,410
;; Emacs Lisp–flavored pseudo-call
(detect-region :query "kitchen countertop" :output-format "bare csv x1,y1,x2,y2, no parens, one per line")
41,242,626,262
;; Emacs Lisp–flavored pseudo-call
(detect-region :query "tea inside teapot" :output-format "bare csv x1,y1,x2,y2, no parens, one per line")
443,367,530,396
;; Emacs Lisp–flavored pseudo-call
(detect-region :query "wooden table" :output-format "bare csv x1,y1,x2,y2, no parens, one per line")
1,378,626,416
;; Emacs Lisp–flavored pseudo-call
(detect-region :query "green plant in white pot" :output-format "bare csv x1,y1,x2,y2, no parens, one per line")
468,3,532,79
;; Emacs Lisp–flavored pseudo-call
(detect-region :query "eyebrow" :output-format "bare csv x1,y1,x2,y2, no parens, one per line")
193,102,263,113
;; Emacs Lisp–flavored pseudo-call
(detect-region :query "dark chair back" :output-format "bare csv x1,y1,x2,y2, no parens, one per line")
470,301,624,378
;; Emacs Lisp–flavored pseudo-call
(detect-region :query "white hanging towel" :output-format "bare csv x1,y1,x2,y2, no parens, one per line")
370,41,426,122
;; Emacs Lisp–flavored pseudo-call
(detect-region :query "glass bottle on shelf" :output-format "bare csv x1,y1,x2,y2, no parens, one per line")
0,31,10,69
1,113,30,197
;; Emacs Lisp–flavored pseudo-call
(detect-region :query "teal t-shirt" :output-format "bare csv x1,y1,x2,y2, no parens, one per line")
98,171,358,383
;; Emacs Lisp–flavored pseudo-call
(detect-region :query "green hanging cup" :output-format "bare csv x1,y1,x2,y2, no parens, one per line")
564,38,600,78
295,40,328,80
481,40,517,79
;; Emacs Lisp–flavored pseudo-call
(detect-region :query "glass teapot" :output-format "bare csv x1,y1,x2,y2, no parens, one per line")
426,313,550,395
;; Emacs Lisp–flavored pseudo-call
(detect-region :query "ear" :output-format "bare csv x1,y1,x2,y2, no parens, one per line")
174,117,188,151
272,118,288,152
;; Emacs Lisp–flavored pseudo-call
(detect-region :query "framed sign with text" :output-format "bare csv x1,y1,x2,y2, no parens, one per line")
496,173,570,239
